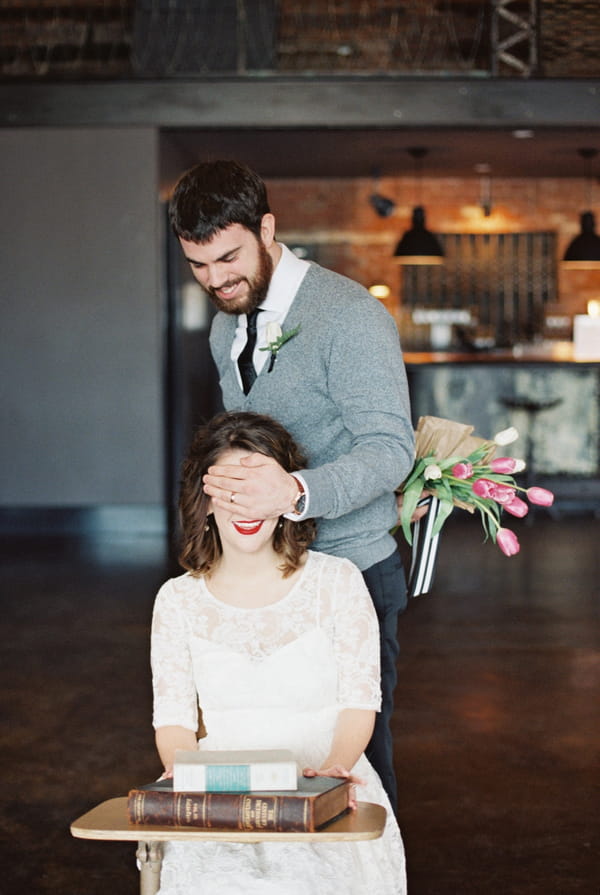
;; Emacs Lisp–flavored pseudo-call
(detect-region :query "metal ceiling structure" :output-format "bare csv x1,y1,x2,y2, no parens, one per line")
0,2,598,180
1,77,598,179
161,122,600,180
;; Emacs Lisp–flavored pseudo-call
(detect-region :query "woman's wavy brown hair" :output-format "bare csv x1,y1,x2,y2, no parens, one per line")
178,411,317,578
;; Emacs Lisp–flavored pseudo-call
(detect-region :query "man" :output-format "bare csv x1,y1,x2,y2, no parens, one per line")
169,160,415,813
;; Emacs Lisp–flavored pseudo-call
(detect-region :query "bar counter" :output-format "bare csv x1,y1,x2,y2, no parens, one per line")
404,341,599,366
403,342,600,483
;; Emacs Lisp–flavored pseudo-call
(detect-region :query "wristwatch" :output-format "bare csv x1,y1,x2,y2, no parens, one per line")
291,477,307,516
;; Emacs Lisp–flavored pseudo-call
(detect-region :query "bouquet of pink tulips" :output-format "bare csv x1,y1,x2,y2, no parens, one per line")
399,416,554,560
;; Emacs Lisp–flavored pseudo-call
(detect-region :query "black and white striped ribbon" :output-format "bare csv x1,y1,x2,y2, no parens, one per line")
407,495,442,598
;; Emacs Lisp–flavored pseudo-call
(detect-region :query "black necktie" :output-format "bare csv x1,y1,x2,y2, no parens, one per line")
238,309,260,395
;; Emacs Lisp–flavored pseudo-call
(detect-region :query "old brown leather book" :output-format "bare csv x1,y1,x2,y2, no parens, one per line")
127,776,350,832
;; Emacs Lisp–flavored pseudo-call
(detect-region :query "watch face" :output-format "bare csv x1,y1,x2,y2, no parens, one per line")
294,492,306,515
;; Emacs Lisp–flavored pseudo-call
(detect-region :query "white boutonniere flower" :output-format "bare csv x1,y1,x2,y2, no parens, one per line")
260,323,301,372
265,322,282,345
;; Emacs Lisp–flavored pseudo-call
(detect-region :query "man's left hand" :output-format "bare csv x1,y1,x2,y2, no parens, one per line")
203,453,300,518
396,490,431,524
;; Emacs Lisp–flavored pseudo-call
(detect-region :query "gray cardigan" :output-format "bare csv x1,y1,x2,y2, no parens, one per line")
210,261,415,571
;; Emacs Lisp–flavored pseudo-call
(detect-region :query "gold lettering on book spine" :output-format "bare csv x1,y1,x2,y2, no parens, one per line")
258,799,269,828
241,795,251,829
241,795,278,830
132,792,142,823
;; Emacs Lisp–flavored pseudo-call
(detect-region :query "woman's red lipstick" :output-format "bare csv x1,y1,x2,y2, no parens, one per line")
232,520,264,536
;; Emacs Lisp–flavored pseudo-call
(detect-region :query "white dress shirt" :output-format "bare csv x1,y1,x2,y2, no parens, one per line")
230,243,310,519
231,243,310,378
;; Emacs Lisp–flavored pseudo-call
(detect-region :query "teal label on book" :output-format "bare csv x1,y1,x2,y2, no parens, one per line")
206,765,251,792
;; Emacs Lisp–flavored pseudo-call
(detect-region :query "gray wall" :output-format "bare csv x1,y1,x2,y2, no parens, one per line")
0,128,163,506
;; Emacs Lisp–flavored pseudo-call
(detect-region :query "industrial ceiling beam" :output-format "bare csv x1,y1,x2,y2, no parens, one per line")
0,78,598,129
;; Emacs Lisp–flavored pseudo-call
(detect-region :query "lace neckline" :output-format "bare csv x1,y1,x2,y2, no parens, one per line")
199,551,314,612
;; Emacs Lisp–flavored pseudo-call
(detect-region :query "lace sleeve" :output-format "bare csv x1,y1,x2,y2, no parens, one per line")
327,557,382,711
150,579,199,732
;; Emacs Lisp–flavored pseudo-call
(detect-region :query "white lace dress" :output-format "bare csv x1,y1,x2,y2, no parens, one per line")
151,550,406,895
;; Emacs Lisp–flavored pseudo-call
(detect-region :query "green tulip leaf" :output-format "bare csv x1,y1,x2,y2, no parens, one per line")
430,498,454,536
400,457,429,492
399,478,426,545
437,455,464,471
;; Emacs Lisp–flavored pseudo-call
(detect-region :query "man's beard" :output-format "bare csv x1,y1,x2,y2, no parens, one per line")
207,240,273,315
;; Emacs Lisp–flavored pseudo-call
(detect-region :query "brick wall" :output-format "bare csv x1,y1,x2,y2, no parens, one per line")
268,174,600,325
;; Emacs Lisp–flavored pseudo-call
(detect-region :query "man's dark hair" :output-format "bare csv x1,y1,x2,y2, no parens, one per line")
169,160,271,243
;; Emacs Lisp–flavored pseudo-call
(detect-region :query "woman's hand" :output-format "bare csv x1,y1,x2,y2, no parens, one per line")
155,725,198,775
303,765,366,811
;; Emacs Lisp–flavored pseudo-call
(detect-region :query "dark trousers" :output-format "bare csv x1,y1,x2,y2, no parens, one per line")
362,547,407,815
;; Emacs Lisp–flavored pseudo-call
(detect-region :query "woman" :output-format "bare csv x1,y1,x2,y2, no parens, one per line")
151,411,406,894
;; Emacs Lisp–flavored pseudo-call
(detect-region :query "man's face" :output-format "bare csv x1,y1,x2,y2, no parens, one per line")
179,223,273,315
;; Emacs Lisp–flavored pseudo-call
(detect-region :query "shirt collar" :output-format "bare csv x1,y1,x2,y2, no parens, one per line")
258,243,310,319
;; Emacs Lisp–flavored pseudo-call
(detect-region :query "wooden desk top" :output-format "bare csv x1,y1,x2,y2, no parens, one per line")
71,797,386,843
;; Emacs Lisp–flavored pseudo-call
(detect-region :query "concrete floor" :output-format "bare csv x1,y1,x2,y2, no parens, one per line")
1,512,598,894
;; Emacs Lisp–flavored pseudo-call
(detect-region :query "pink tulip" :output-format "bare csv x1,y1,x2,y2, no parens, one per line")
490,457,521,474
472,478,496,498
496,527,520,556
503,496,529,517
527,486,554,507
452,462,473,479
490,483,516,505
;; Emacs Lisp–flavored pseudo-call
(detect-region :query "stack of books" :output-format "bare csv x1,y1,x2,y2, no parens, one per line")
127,749,350,832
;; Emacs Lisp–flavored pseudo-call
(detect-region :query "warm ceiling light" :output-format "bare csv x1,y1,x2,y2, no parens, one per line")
563,148,600,270
368,284,391,299
393,148,444,265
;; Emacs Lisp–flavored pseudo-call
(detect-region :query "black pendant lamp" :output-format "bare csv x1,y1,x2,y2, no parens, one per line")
394,147,444,266
563,148,600,270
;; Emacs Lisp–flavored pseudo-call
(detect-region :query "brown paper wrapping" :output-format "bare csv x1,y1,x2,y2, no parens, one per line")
412,416,497,513
414,415,492,462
